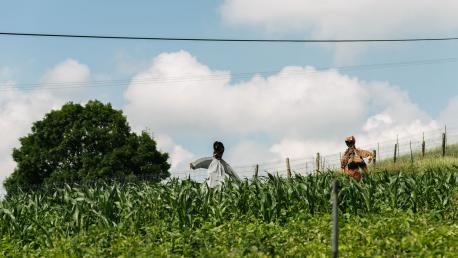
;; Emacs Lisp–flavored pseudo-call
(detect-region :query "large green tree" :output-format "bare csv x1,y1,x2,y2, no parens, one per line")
4,100,170,192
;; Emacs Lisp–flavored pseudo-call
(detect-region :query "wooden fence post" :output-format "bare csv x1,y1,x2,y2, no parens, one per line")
393,144,397,164
331,179,339,258
254,164,259,178
316,152,321,173
373,149,377,166
286,158,292,177
305,161,308,174
422,132,426,158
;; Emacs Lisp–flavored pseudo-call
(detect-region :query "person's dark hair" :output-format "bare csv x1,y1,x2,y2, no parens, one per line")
213,141,225,159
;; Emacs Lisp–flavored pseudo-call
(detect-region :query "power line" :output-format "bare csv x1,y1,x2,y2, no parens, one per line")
2,32,458,43
1,56,458,92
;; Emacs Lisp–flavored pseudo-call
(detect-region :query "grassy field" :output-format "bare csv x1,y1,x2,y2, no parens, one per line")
1,149,458,257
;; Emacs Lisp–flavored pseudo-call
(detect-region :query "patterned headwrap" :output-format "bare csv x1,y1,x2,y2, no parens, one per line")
345,136,356,146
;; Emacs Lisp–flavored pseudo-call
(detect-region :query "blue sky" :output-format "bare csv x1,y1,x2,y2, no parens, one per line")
1,0,458,186
2,1,458,115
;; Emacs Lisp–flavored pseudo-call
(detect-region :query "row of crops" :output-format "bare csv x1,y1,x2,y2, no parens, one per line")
1,163,458,256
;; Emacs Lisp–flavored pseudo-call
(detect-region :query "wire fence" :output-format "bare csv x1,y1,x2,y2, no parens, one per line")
1,126,456,197
170,126,457,181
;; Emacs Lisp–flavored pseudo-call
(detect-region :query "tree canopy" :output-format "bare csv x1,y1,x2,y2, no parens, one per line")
4,100,170,193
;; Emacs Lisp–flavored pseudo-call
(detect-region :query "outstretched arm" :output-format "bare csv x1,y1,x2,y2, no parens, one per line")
220,160,241,181
358,149,374,162
190,157,213,170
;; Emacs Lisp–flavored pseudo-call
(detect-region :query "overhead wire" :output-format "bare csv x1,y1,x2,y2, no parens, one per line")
2,32,458,43
2,56,458,92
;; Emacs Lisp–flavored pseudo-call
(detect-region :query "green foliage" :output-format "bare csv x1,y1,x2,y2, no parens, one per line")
1,164,458,256
2,210,458,257
4,100,170,193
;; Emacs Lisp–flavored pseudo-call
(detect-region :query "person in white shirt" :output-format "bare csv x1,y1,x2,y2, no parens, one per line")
190,141,240,188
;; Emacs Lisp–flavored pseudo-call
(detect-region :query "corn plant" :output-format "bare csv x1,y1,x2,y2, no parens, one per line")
1,164,458,251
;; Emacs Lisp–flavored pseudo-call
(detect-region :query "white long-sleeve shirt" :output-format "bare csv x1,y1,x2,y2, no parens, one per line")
191,157,240,188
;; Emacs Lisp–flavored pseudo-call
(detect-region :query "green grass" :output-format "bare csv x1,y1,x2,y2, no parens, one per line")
374,143,458,171
2,146,458,257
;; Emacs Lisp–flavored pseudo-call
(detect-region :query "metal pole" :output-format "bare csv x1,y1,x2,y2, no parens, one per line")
442,133,446,157
332,179,339,258
254,164,259,178
393,144,397,164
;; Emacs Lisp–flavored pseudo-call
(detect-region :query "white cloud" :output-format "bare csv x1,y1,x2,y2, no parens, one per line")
368,83,431,122
124,50,439,168
227,140,278,165
0,86,64,188
439,96,458,127
41,58,90,96
358,83,440,146
221,0,458,61
220,0,458,38
270,138,341,159
363,114,393,131
124,50,369,139
155,134,195,169
42,59,90,84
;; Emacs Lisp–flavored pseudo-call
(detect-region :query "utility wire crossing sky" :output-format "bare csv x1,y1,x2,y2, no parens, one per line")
2,56,458,92
2,32,458,43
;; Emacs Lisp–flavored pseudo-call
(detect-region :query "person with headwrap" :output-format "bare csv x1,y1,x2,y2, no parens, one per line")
190,141,241,188
340,136,374,181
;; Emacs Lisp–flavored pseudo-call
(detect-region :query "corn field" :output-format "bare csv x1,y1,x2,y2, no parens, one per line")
1,163,458,256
